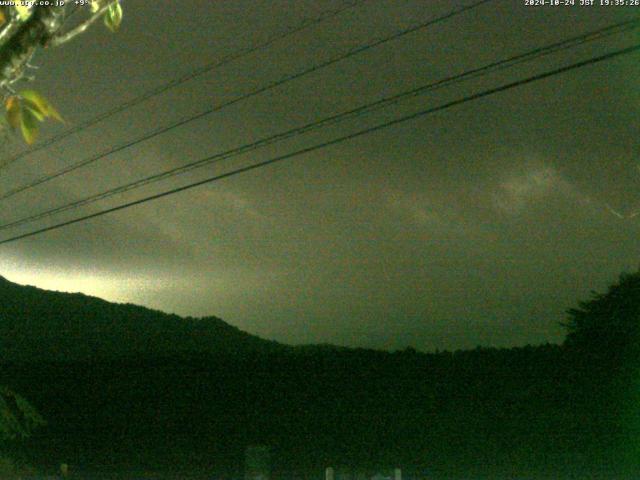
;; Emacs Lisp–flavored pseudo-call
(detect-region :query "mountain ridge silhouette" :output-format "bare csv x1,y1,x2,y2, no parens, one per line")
0,275,284,361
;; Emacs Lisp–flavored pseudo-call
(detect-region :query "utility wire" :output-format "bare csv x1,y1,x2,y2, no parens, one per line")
0,0,368,171
0,18,637,232
0,43,637,246
0,0,493,195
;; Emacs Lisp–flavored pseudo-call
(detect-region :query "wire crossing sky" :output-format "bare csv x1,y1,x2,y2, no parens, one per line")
0,18,637,234
0,0,370,172
0,0,492,180
1,41,638,244
0,0,637,352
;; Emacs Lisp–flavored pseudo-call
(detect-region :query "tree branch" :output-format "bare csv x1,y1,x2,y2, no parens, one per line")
0,6,65,87
49,3,112,47
0,8,26,49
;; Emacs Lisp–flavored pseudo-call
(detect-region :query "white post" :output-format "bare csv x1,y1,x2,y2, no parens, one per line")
326,467,335,480
394,468,401,480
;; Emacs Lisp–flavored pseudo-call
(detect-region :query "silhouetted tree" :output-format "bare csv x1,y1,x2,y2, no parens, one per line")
561,269,640,474
563,270,640,368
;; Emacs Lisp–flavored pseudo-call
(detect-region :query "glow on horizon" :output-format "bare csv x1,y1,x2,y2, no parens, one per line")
0,256,161,305
0,259,246,319
1,268,136,303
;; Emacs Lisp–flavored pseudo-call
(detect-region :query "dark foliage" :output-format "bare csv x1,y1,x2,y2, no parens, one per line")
0,272,637,478
564,270,640,365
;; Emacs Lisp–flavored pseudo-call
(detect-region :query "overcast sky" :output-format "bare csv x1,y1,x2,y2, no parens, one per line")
0,0,637,352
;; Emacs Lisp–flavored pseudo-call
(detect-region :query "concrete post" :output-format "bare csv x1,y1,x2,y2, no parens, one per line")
326,466,335,480
245,445,271,480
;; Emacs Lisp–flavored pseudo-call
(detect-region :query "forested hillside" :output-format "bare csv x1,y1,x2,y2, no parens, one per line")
0,272,638,478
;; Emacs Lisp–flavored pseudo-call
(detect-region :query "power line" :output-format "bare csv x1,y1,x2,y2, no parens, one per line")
0,43,637,246
0,0,368,171
0,18,636,232
0,0,494,197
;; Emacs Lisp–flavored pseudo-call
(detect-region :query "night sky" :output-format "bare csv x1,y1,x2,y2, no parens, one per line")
0,0,637,352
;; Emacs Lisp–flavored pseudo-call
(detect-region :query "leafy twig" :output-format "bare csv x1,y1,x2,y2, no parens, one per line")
49,2,114,47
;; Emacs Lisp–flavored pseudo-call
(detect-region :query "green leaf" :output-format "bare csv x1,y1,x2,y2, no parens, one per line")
25,105,45,122
104,1,123,32
14,4,31,21
20,107,39,144
5,96,21,131
20,90,63,123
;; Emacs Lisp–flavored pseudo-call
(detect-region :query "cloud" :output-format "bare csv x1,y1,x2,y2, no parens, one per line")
387,190,441,226
385,187,489,239
492,165,590,215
